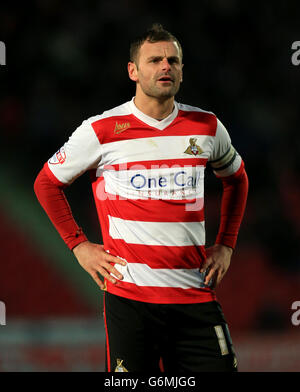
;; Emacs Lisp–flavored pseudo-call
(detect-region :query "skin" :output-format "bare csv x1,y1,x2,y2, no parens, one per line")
128,40,183,120
201,244,233,289
73,40,233,290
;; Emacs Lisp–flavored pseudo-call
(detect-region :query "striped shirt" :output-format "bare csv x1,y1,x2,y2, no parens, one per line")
45,98,243,304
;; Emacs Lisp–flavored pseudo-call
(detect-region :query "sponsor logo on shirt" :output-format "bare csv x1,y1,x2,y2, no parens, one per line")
114,121,131,134
49,147,66,165
95,164,205,209
130,170,202,190
184,138,203,156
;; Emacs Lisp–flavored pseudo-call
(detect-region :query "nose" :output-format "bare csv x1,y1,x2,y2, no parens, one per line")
161,57,171,72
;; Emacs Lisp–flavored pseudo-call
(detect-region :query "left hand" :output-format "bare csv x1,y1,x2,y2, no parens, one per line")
200,244,233,289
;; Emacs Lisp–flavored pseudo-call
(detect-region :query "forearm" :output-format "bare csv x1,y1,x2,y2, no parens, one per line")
34,167,88,250
215,167,249,249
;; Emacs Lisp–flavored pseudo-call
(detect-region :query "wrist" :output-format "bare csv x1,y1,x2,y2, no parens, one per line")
72,240,89,255
214,243,234,256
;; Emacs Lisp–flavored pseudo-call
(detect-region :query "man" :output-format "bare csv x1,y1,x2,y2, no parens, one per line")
34,23,248,372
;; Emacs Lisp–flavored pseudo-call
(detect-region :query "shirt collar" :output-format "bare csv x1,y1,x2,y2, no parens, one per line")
129,97,179,130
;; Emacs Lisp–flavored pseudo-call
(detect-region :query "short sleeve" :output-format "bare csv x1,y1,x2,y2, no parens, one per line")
209,118,243,177
45,118,102,185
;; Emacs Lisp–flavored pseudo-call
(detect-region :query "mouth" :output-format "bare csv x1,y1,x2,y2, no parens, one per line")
157,75,174,83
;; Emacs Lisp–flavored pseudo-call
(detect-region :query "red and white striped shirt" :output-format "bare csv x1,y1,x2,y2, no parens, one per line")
44,98,244,304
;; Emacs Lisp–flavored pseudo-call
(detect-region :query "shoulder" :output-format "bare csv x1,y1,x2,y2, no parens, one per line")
85,101,132,127
177,102,217,123
177,102,215,116
177,102,218,133
78,101,133,144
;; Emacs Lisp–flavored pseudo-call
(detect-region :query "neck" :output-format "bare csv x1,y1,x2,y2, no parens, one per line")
133,94,175,121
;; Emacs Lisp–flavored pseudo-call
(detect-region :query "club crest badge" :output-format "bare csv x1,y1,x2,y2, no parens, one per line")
184,138,203,156
114,358,128,372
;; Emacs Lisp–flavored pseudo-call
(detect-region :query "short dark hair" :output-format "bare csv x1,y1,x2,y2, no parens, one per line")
130,23,183,65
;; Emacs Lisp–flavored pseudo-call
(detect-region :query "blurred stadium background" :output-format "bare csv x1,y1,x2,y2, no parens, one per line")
0,0,300,372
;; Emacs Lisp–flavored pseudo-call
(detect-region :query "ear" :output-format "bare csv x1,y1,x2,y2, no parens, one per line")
128,61,138,82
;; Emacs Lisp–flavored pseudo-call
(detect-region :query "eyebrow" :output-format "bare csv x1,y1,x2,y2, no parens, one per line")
147,55,180,62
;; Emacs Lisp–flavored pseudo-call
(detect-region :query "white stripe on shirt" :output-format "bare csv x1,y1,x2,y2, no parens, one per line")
113,262,210,289
108,215,205,246
100,135,212,166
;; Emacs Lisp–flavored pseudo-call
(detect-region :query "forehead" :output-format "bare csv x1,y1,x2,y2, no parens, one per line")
139,40,181,59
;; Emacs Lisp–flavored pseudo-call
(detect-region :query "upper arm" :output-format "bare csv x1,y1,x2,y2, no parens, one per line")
45,119,102,185
209,118,243,178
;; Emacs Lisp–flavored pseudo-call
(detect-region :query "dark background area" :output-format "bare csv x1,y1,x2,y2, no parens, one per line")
0,0,300,371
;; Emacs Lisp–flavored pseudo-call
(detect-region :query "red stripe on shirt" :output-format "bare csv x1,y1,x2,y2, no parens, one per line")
91,110,217,144
104,241,206,269
92,190,205,222
103,158,208,171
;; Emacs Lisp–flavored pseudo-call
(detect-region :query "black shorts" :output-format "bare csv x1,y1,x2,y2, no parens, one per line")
103,291,237,372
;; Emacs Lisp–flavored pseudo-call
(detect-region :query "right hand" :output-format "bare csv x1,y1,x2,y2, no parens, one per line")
73,241,127,290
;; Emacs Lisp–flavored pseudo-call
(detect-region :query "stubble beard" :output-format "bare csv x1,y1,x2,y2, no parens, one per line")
139,78,181,100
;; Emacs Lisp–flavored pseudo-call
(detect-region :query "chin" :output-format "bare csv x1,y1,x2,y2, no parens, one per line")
161,90,179,99
144,86,179,100
157,87,178,98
